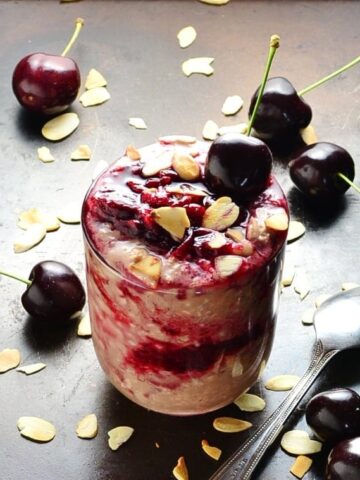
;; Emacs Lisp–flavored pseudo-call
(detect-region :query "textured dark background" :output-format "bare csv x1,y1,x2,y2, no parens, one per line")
0,1,359,479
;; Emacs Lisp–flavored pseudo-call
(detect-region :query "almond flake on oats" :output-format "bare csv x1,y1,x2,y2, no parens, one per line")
142,151,172,176
129,251,161,287
152,207,190,241
234,393,266,412
57,203,81,224
300,125,317,145
315,294,332,308
177,26,197,48
71,144,91,160
208,232,227,248
92,160,109,180
215,255,242,278
294,271,310,300
76,413,98,439
77,312,92,337
125,144,141,161
85,68,107,90
18,208,60,232
290,455,313,479
108,426,134,450
226,228,244,243
342,282,360,291
129,117,147,129
213,417,252,433
37,146,55,163
182,57,214,77
159,135,197,145
79,87,110,107
42,112,80,141
221,95,244,116
198,0,230,4
16,363,46,375
202,196,239,231
0,348,21,373
281,430,322,455
218,123,248,136
202,120,219,140
172,152,200,181
173,456,189,480
265,212,289,231
14,223,47,253
302,307,316,326
17,416,56,443
287,221,306,243
265,374,300,391
201,440,222,460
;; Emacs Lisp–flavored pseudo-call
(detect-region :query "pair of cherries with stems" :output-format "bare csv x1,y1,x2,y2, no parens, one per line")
205,36,360,201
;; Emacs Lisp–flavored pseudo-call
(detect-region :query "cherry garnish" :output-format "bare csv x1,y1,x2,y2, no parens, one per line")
12,18,84,115
289,142,356,199
326,437,360,480
0,261,85,321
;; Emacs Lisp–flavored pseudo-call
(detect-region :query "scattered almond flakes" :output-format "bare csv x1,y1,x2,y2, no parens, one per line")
198,0,230,4
77,312,92,337
0,348,21,373
18,208,60,232
108,426,134,450
42,112,80,141
173,456,189,480
17,416,56,443
300,125,317,146
265,212,289,231
129,117,147,130
152,207,190,241
315,294,332,308
142,151,173,176
341,282,360,291
294,271,311,300
85,68,107,90
182,57,214,77
281,430,322,455
166,185,208,196
71,144,92,161
215,255,242,278
202,197,239,231
159,135,197,145
201,439,222,460
57,203,81,224
125,144,141,161
16,363,46,375
79,87,110,107
281,261,295,287
92,160,109,180
218,123,248,136
208,232,227,249
231,356,244,377
129,250,161,288
226,228,244,242
290,455,313,479
177,26,197,48
301,308,316,326
287,221,306,243
213,417,252,433
76,413,98,439
265,374,300,391
14,223,47,253
221,95,244,116
172,152,200,181
37,146,55,163
234,393,266,412
202,120,218,140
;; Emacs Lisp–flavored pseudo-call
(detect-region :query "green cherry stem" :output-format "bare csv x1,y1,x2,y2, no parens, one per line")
0,270,31,286
337,172,360,194
298,54,360,96
247,34,280,137
61,17,84,57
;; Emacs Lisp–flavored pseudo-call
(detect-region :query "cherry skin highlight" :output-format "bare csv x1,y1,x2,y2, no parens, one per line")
326,437,360,480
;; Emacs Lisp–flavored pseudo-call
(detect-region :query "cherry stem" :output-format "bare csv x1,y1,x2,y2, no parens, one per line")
0,270,31,285
298,54,360,96
337,172,360,194
247,35,280,137
61,17,85,57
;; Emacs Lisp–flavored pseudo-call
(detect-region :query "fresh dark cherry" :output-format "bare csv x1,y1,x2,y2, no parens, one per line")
326,437,360,480
248,77,312,141
289,142,355,199
305,388,360,444
21,261,86,321
204,133,272,198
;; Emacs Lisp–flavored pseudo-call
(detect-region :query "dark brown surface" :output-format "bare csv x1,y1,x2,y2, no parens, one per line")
1,1,359,479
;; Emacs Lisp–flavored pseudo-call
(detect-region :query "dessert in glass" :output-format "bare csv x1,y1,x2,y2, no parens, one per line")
82,134,288,415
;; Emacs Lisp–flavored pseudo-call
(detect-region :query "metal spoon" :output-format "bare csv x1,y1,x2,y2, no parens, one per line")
210,286,360,480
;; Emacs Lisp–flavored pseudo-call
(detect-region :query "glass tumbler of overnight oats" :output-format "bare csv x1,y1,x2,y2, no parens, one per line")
82,134,289,415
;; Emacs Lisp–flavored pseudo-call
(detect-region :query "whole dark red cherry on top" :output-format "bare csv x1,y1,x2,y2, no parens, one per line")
204,133,273,198
248,77,312,141
12,18,84,115
326,437,360,480
289,142,355,199
305,388,360,444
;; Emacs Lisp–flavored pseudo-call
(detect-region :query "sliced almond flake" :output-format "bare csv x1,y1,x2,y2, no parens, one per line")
166,185,208,196
0,348,21,373
92,160,109,180
213,417,252,433
281,262,295,287
341,282,360,291
125,144,141,161
129,250,161,288
198,0,230,4
281,430,322,455
173,456,189,480
221,95,244,116
152,207,190,241
301,307,316,326
265,212,289,231
234,393,266,412
201,440,222,460
208,232,227,248
17,416,56,443
202,196,239,231
142,151,172,176
129,117,147,130
231,356,243,377
42,112,80,141
215,255,242,278
79,87,110,107
57,203,81,224
300,125,317,146
71,144,92,161
202,120,219,140
218,123,248,136
182,57,214,77
76,413,98,439
108,426,134,450
226,228,244,242
85,68,107,90
315,293,332,308
290,455,313,479
16,363,46,375
159,135,197,145
37,146,55,163
14,223,47,253
265,374,300,391
294,271,310,300
18,208,60,232
177,26,197,48
77,312,92,337
172,152,200,181
258,360,267,379
287,221,306,243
